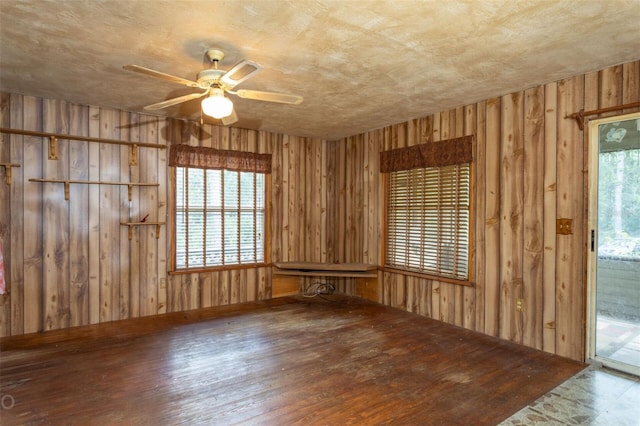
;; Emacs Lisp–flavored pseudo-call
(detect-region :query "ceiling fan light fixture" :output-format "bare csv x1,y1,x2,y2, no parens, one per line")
201,88,233,119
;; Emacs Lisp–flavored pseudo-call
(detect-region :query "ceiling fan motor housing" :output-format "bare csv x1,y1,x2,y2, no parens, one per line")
196,69,226,88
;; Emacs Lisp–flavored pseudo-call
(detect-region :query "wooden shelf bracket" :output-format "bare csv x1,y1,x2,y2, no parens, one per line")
130,144,138,166
120,222,165,240
0,163,21,185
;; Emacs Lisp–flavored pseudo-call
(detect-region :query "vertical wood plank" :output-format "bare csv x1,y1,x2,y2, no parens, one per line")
304,138,313,260
336,139,346,262
88,106,100,324
8,95,24,335
542,82,558,354
68,103,90,327
555,75,584,359
0,93,16,336
462,103,477,330
326,140,336,262
622,61,640,106
269,132,280,266
167,122,185,312
23,96,45,333
453,107,465,327
599,65,623,109
320,139,328,263
99,107,121,323
499,92,524,343
522,86,545,349
154,116,167,314
42,99,70,330
282,135,291,261
484,97,501,337
349,134,360,265
126,113,141,317
118,111,131,320
474,100,487,334
294,136,304,264
366,130,377,267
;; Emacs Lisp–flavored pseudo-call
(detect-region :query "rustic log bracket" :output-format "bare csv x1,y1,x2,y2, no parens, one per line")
566,101,640,130
0,163,21,185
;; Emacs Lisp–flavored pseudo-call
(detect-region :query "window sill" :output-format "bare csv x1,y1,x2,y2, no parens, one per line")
169,263,270,275
380,266,474,287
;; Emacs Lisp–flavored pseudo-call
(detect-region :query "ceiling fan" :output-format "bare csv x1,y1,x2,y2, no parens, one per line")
123,48,303,125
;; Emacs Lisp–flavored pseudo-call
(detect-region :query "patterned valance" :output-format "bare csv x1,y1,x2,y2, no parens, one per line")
380,135,473,172
169,144,272,173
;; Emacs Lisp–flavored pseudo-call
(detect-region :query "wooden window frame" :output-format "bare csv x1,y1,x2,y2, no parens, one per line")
168,145,271,275
381,135,475,286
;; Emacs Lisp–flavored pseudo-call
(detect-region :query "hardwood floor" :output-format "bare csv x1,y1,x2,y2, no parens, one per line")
0,295,585,425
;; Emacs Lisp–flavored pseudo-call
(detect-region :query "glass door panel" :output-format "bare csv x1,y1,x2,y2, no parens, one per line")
589,112,640,376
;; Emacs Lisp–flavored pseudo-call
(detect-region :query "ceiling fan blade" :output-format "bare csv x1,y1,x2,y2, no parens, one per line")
123,64,200,88
220,60,263,88
221,108,238,125
144,91,208,111
234,89,303,105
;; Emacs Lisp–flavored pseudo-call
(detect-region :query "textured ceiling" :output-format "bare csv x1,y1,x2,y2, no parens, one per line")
1,0,639,140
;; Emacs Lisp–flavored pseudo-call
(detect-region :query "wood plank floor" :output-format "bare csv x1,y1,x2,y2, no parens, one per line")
0,295,585,425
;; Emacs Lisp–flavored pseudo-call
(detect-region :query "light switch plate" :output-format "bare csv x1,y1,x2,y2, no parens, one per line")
557,218,573,235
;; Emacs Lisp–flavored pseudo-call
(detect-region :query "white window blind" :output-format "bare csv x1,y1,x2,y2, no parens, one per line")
175,167,265,270
385,163,470,279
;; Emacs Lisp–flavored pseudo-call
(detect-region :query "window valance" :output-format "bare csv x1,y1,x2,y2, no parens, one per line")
380,135,473,172
169,144,272,173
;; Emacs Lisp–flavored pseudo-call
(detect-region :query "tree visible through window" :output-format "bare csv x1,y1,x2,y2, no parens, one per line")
174,167,266,270
597,117,640,259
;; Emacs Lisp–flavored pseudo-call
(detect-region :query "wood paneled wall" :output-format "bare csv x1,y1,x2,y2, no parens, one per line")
1,59,638,362
0,94,327,336
329,59,640,360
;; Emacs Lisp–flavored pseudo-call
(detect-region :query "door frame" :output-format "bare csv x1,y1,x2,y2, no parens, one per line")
586,111,640,376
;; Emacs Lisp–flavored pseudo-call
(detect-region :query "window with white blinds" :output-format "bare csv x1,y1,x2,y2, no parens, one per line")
175,167,266,270
385,163,470,280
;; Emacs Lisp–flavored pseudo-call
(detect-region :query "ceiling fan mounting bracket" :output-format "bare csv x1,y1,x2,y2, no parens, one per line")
206,49,225,64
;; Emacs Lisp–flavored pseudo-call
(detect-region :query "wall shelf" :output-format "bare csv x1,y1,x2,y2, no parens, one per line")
0,127,166,165
28,178,159,201
120,222,165,240
0,163,20,185
272,262,378,278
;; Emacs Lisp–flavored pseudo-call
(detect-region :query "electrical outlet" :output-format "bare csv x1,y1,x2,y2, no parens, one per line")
160,278,166,289
556,218,573,235
516,298,524,312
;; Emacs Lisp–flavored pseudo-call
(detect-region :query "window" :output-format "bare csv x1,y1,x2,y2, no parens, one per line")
169,144,271,272
385,164,470,279
381,136,473,281
175,167,266,270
